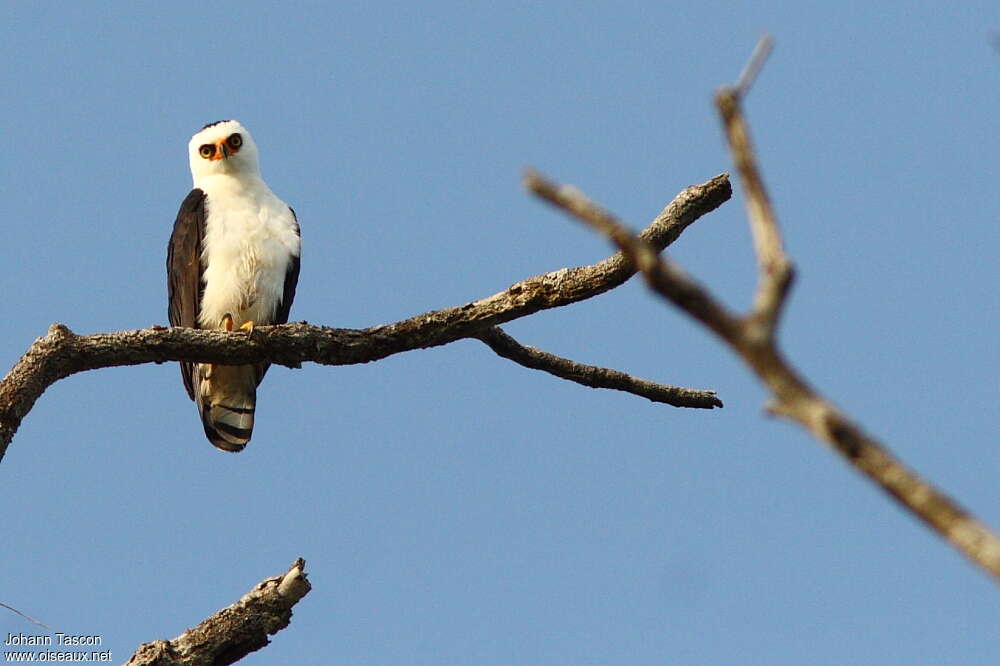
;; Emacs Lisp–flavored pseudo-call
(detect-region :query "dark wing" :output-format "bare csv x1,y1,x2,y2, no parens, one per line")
167,189,207,400
255,208,301,385
275,207,301,325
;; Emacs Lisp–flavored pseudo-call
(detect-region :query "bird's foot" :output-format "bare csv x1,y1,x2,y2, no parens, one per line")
220,314,254,339
239,320,255,338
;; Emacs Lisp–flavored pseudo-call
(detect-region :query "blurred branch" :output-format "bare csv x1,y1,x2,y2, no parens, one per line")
524,36,1000,583
0,601,48,629
0,174,731,460
125,558,310,666
734,34,774,100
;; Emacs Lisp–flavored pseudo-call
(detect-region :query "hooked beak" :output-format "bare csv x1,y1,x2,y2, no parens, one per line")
211,140,230,161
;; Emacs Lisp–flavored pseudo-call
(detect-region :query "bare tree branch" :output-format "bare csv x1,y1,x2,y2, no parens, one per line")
475,326,722,408
125,558,310,666
522,39,1000,583
0,175,731,461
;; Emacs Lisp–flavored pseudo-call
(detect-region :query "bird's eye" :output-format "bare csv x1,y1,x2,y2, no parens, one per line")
199,144,216,159
227,133,243,150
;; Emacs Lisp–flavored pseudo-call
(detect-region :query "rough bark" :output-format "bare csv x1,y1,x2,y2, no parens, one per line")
124,559,310,666
0,174,731,460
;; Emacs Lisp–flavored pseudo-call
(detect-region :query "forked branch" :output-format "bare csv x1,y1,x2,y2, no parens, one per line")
525,36,1000,582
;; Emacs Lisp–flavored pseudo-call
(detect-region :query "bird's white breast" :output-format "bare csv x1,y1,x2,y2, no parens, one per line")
197,175,300,330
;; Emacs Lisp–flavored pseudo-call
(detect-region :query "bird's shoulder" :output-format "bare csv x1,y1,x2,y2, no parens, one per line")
178,187,206,211
170,189,206,240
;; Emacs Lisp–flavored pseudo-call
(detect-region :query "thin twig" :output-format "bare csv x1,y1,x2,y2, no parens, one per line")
0,601,49,629
476,326,722,408
734,34,774,99
717,39,792,339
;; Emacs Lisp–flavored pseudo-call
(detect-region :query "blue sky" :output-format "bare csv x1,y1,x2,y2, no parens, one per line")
1,2,998,664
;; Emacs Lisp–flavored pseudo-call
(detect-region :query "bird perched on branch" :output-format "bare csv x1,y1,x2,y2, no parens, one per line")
167,120,301,451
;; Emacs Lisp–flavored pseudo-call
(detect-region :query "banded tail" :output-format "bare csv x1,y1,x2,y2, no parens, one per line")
194,362,260,452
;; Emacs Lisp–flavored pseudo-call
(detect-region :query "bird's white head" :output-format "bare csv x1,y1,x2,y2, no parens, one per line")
188,119,261,185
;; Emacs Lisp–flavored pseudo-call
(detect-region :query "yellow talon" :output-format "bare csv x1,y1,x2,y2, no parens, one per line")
240,320,255,336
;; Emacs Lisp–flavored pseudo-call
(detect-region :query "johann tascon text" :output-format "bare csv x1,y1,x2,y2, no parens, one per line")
4,634,109,662
5,635,100,648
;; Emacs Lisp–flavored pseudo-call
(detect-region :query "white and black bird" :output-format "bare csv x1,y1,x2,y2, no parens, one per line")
167,120,301,452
